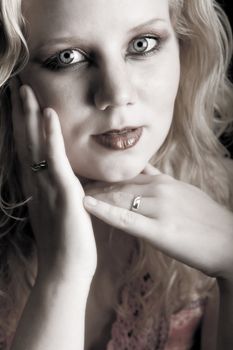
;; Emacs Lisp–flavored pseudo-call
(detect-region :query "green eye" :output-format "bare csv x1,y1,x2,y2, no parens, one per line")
129,36,160,54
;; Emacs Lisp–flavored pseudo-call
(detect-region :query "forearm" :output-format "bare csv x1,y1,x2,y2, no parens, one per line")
216,279,233,350
10,267,92,350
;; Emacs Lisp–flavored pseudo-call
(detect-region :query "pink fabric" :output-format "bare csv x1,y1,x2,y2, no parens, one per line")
1,272,205,350
107,271,205,350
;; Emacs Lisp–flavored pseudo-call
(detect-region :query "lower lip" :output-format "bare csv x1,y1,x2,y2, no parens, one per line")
92,127,143,150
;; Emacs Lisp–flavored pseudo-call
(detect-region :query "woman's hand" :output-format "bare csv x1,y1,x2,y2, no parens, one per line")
83,164,233,281
10,79,97,281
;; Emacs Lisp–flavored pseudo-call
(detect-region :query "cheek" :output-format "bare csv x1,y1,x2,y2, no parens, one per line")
139,56,180,112
20,67,89,116
19,69,92,158
137,55,180,147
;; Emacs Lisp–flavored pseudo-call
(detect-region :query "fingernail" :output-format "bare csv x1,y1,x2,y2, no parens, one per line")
84,196,98,207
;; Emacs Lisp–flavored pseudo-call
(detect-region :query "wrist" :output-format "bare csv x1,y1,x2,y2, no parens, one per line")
37,244,96,280
37,252,95,287
35,266,93,304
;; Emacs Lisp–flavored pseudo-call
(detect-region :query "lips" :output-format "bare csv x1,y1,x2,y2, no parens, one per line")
103,127,137,134
92,127,143,150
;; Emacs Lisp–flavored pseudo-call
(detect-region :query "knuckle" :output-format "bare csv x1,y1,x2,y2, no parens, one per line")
158,198,169,214
149,184,158,197
110,191,126,205
107,203,117,217
156,183,168,197
46,148,56,163
156,182,175,199
119,209,136,227
103,184,117,193
160,218,178,238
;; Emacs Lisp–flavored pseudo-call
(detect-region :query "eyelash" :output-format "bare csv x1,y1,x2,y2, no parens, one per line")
42,34,164,72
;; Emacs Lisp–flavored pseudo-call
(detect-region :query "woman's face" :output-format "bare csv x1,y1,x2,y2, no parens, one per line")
21,0,180,182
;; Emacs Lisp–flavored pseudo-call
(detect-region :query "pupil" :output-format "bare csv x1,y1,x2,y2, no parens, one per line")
59,50,74,64
134,38,148,52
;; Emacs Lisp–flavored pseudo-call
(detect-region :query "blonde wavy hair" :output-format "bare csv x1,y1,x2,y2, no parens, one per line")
0,0,233,340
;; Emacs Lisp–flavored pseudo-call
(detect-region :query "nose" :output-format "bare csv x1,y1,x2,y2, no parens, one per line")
94,60,137,110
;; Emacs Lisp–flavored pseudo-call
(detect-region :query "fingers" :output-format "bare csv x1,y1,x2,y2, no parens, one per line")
84,191,159,218
84,173,172,199
10,79,35,199
20,85,45,165
10,80,45,166
43,108,77,189
83,195,157,239
83,195,176,263
85,182,155,199
10,80,77,199
10,78,26,159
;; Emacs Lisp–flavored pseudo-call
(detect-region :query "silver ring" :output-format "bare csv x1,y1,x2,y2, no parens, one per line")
130,195,142,212
31,160,48,172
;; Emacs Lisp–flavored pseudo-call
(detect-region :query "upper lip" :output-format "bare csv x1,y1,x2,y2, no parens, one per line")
94,126,142,135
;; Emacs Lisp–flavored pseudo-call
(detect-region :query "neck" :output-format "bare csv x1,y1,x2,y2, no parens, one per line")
91,216,136,278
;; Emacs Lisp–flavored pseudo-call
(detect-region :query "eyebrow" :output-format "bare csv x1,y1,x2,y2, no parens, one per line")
31,17,168,55
128,17,168,33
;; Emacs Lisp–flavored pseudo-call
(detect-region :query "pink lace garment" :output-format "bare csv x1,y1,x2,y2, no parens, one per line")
1,271,206,350
106,271,206,350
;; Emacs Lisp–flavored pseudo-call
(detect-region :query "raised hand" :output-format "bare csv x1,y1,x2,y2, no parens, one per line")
10,79,97,281
83,164,233,281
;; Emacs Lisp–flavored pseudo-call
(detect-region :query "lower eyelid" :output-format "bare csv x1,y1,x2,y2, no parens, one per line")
43,36,165,71
129,42,162,57
43,60,88,71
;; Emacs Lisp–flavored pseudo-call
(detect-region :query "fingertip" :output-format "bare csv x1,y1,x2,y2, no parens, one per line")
22,85,42,114
19,85,32,112
43,107,60,130
83,196,98,208
142,163,162,175
43,107,53,119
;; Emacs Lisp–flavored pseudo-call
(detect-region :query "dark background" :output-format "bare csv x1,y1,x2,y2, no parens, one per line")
218,0,233,157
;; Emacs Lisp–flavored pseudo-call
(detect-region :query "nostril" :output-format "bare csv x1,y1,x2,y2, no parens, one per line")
92,63,137,110
94,82,136,110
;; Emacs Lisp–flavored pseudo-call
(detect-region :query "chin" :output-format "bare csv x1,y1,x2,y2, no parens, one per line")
78,162,145,184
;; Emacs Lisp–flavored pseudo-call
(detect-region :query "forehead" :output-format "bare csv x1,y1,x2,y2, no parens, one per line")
23,0,171,48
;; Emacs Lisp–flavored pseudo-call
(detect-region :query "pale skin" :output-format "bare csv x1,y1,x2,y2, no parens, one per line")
7,0,233,349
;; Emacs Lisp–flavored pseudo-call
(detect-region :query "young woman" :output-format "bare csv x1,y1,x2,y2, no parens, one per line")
0,0,233,349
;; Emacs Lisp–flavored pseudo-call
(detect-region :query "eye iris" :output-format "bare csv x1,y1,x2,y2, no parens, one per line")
59,50,74,64
133,38,149,52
